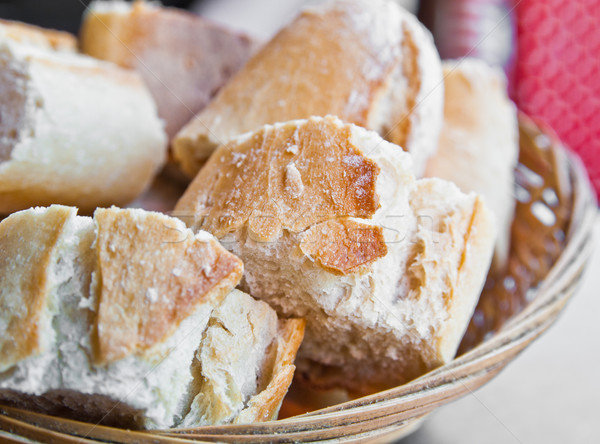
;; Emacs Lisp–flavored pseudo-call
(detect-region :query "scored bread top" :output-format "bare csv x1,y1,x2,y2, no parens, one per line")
177,116,381,236
0,206,75,372
93,207,244,365
176,116,388,274
0,19,76,52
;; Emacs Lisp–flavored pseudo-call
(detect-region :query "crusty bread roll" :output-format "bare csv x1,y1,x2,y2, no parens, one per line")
0,22,167,215
425,58,519,270
80,0,255,140
173,0,443,178
0,205,304,428
0,19,76,52
175,116,496,393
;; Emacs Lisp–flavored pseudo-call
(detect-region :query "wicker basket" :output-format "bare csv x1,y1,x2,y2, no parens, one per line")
0,116,596,443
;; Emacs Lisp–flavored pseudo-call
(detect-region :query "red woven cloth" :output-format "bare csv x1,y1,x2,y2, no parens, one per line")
513,0,600,199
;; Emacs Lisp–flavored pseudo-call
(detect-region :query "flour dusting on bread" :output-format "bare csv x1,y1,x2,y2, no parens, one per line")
0,206,304,428
175,116,496,393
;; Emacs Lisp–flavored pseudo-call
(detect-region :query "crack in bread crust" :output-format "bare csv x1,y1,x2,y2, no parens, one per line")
93,208,243,365
299,218,387,275
177,116,381,246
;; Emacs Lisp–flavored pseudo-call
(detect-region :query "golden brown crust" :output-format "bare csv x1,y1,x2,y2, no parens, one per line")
436,196,496,360
0,206,75,371
385,28,421,149
0,19,76,51
175,117,381,244
235,318,306,423
93,208,243,365
80,1,254,139
172,1,405,176
25,55,144,89
299,219,387,275
79,2,145,69
425,60,518,270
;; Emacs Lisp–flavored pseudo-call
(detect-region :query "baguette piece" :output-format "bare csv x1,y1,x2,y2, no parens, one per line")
0,22,167,214
80,0,255,140
175,116,496,393
0,19,76,52
425,59,519,269
0,206,304,429
173,0,443,178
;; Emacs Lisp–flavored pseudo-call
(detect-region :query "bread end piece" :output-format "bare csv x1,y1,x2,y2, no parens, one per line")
0,24,167,214
81,0,255,140
180,290,305,426
172,0,443,178
0,206,75,372
425,58,518,270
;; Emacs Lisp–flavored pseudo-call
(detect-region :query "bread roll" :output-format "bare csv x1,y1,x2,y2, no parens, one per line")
173,0,443,178
175,116,496,393
425,58,519,269
0,19,76,52
0,22,167,215
0,206,304,428
80,0,255,140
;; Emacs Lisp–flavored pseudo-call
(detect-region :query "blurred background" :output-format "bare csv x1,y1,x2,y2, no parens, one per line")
0,0,192,33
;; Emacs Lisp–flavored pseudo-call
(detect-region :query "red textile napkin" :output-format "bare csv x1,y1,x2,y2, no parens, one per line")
513,0,600,199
